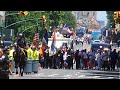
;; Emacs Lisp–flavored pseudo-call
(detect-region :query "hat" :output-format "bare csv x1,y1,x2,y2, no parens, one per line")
19,33,23,36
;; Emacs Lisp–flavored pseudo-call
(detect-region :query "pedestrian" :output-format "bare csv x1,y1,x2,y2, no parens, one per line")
117,51,120,69
31,46,40,69
96,49,102,70
75,50,80,69
102,50,109,71
60,49,64,69
88,49,95,69
63,47,68,69
82,49,88,69
43,46,49,69
110,49,118,71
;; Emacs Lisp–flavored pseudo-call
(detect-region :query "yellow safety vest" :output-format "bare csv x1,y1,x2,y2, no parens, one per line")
8,49,15,60
26,48,32,60
32,50,39,60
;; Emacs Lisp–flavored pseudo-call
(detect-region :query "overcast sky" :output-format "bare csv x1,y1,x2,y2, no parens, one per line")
97,11,107,26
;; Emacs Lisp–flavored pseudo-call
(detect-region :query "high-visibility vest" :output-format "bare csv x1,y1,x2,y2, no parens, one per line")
8,49,15,60
32,50,39,60
26,48,32,60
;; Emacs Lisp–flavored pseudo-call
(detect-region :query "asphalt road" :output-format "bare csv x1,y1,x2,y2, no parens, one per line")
9,69,120,79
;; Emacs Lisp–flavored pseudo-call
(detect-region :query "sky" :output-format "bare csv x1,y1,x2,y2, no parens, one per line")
97,11,107,26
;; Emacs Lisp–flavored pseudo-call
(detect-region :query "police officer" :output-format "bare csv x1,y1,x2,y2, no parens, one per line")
17,33,26,49
0,47,10,79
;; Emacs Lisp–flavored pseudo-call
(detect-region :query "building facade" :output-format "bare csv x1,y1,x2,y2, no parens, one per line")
0,11,5,27
72,11,97,23
97,21,105,29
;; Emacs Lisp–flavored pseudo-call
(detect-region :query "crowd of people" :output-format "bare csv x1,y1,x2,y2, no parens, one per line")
0,31,120,79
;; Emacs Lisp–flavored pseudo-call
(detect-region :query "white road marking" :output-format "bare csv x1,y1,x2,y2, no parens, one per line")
75,74,78,75
64,75,72,77
78,75,85,78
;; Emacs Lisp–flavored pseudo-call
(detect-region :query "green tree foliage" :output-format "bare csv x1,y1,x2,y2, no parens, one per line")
5,11,76,42
106,11,115,27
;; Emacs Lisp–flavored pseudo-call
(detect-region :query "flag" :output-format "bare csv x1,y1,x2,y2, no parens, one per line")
39,47,43,56
33,26,39,46
63,24,72,33
42,29,48,44
50,31,56,55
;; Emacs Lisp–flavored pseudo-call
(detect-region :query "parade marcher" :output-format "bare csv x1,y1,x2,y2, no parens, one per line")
78,50,83,69
26,43,32,61
88,49,95,69
96,49,102,70
63,47,68,69
82,49,88,69
102,50,109,71
59,49,64,69
117,51,120,69
75,49,80,69
67,49,73,69
43,46,49,69
110,49,118,71
31,46,39,67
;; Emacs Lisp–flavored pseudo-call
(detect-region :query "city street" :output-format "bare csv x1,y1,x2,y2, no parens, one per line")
9,43,120,79
9,69,120,79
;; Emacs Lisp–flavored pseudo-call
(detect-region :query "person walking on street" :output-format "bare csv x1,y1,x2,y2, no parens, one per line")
110,49,118,71
82,49,88,69
102,50,109,71
117,51,120,70
75,50,80,69
96,49,102,70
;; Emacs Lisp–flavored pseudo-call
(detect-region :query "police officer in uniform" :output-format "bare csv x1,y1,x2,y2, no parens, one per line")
17,33,26,49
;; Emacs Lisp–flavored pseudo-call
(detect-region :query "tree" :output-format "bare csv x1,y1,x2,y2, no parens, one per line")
106,11,115,28
5,11,76,42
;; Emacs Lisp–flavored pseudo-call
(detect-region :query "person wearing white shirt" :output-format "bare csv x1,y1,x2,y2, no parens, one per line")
63,48,68,69
96,50,102,70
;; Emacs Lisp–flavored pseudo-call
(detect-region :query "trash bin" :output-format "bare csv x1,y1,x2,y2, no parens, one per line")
24,60,32,74
32,60,39,73
12,60,16,73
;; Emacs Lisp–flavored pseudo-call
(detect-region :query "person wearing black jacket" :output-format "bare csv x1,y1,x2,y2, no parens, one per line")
17,33,26,49
110,49,118,71
75,50,80,69
60,50,64,69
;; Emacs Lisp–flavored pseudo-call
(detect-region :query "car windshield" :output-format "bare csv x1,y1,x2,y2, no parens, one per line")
91,43,111,51
4,41,12,47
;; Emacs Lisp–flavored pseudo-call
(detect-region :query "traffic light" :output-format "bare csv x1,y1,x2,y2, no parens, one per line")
42,15,46,28
118,11,120,17
114,11,118,23
18,11,28,16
